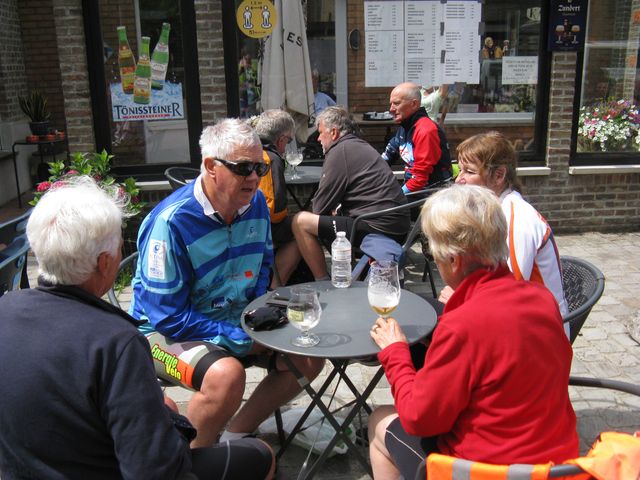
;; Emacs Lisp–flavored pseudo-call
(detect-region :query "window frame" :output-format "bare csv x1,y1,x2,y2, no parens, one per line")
82,0,203,180
569,1,640,166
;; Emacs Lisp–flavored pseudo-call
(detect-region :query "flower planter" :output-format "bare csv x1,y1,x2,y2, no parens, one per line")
29,121,50,136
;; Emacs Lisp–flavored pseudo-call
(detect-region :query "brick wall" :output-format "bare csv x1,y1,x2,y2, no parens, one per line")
195,0,228,125
0,0,28,123
17,0,66,133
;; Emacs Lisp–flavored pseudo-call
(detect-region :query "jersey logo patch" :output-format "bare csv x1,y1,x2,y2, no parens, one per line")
148,240,167,280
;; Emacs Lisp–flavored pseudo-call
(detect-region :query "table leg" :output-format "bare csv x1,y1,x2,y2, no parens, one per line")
302,363,384,479
286,184,305,211
276,359,342,459
278,356,379,479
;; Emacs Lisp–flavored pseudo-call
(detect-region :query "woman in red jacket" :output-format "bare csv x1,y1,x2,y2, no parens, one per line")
368,184,578,479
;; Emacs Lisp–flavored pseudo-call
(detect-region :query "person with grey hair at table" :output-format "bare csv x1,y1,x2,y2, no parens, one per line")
367,184,578,479
130,118,323,448
290,105,409,281
251,109,302,287
0,176,275,479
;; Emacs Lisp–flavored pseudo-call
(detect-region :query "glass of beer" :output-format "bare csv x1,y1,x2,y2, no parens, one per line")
367,260,401,318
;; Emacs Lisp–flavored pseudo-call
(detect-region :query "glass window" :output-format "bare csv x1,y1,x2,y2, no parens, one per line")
231,0,337,120
99,0,192,167
443,1,543,157
577,0,640,154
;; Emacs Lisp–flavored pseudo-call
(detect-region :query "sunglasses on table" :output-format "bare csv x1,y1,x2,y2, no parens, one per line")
216,158,271,177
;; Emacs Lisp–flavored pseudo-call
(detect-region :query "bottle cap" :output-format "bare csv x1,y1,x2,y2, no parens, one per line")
336,231,346,237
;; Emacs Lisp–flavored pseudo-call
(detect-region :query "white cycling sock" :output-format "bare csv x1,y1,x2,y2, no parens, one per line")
219,430,250,442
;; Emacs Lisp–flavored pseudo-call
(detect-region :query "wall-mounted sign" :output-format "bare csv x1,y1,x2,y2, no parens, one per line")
236,0,276,39
548,0,588,51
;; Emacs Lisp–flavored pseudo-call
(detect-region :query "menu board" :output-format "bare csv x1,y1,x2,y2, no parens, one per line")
365,0,481,87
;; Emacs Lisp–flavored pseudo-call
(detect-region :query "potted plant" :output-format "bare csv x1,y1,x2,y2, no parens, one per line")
18,89,51,136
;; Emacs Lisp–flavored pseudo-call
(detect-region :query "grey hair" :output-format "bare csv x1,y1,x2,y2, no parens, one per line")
26,176,127,286
421,184,508,268
253,109,295,144
315,106,356,136
199,118,261,174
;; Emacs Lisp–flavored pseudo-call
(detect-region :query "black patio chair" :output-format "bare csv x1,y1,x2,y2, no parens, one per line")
0,235,30,298
0,209,32,289
560,256,605,344
164,167,200,191
349,196,432,291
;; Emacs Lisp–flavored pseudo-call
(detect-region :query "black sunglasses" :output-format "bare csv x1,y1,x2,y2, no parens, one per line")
216,158,271,177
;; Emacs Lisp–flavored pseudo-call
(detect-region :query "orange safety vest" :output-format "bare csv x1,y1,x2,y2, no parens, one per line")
258,149,287,224
570,431,640,480
426,454,553,480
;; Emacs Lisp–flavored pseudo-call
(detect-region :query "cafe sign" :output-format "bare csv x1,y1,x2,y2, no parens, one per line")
548,0,588,51
237,0,276,39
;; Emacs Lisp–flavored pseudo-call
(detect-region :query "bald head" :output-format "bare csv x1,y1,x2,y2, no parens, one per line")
389,82,422,123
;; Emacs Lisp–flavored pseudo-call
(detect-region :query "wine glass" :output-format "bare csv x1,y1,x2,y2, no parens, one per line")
287,286,322,347
286,150,304,180
367,260,401,319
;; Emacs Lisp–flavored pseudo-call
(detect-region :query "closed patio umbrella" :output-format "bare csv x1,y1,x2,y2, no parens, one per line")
260,0,315,140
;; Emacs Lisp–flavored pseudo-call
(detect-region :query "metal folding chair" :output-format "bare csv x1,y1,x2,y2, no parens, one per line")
560,256,605,344
164,167,200,191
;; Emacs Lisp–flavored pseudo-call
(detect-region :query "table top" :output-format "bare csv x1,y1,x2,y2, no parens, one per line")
285,165,323,185
352,113,398,127
242,281,437,359
13,138,66,147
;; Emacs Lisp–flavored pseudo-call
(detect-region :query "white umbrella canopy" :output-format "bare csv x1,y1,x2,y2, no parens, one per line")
260,0,315,139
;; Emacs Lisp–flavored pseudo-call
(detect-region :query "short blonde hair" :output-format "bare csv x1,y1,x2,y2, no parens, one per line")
456,131,522,192
421,184,508,268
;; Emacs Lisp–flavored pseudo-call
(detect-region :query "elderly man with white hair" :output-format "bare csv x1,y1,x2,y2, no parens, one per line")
130,118,323,447
0,177,275,479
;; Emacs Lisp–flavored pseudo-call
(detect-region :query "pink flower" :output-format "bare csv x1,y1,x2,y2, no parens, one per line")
93,174,102,182
51,180,67,190
36,181,51,192
131,195,140,204
65,169,79,176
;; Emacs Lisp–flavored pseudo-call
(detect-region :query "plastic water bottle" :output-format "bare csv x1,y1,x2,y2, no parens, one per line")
331,232,352,288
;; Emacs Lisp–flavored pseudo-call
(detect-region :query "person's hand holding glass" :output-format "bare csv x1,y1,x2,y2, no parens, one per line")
287,286,322,347
368,261,407,350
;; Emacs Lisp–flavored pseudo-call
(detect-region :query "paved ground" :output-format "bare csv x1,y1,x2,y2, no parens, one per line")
9,184,638,480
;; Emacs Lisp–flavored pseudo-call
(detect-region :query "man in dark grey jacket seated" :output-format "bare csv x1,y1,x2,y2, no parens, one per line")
0,176,274,480
290,106,410,281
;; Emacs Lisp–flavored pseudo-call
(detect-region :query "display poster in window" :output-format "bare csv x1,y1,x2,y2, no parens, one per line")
547,0,588,51
502,57,538,85
110,24,185,122
365,0,481,87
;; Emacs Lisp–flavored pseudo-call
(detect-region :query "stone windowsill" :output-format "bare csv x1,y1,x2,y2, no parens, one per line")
568,165,640,175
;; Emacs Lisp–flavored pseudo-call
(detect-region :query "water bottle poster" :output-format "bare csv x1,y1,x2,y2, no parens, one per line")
547,0,588,52
110,82,185,122
111,23,184,121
